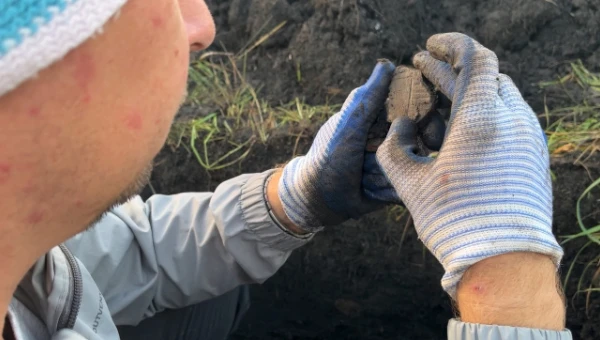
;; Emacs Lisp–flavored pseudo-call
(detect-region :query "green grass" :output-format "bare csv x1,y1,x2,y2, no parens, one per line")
174,58,600,171
544,61,600,311
169,48,339,171
541,60,600,161
561,177,600,312
166,20,339,171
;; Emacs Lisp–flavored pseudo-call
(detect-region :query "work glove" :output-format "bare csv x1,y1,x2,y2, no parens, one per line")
278,60,397,232
375,33,564,297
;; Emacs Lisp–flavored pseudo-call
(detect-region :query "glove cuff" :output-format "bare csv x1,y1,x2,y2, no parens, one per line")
278,157,325,232
430,214,564,298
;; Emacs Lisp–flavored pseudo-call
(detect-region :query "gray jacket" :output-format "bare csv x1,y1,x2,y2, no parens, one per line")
6,171,573,339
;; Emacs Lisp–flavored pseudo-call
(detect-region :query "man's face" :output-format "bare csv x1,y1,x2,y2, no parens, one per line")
0,0,215,232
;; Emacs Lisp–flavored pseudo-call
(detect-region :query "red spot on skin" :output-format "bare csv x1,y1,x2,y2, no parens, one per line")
174,49,180,57
0,163,11,184
22,184,36,194
28,107,41,117
472,284,484,293
440,174,450,186
74,199,84,208
83,94,92,104
125,112,143,131
151,16,164,28
71,51,96,103
27,211,44,224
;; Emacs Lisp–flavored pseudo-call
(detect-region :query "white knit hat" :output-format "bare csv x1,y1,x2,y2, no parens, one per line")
0,0,128,97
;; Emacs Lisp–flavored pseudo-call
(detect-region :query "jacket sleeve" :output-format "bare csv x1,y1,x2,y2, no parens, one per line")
447,319,573,340
64,170,313,326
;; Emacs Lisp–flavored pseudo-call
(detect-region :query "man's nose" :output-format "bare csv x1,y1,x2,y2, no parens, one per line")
181,0,216,52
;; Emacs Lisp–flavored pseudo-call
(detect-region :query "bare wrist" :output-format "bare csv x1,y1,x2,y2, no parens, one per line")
456,252,565,331
266,170,310,235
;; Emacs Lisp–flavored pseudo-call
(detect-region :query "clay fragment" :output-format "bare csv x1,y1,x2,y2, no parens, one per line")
366,65,445,154
386,66,436,123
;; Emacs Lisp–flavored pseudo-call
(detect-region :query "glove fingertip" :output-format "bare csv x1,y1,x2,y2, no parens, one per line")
412,51,431,69
425,33,468,63
364,59,396,92
376,58,397,74
342,60,395,126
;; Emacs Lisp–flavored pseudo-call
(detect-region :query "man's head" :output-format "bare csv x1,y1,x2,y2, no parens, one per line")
0,0,215,249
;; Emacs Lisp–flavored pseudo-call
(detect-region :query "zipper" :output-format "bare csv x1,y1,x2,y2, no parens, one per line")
58,244,83,329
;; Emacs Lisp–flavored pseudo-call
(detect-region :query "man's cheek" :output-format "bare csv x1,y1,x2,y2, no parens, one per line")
152,113,171,136
124,111,144,131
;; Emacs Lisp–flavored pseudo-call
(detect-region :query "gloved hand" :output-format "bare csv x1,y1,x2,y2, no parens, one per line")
375,33,564,297
278,60,397,232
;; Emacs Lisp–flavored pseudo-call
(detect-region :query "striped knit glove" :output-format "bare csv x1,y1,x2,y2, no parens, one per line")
278,60,397,232
376,33,564,297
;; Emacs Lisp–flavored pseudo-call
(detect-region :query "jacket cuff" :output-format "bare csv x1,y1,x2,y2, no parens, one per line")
448,319,572,340
240,170,315,251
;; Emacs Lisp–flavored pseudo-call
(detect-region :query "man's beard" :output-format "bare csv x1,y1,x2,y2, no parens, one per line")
113,162,154,207
85,89,186,230
87,162,154,229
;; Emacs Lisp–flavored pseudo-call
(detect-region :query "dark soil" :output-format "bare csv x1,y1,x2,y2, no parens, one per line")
147,0,600,339
206,0,600,112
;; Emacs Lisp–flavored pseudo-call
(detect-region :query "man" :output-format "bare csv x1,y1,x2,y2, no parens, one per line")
0,0,572,339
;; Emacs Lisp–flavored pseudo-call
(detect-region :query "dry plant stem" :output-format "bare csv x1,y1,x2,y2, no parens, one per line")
457,252,566,331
